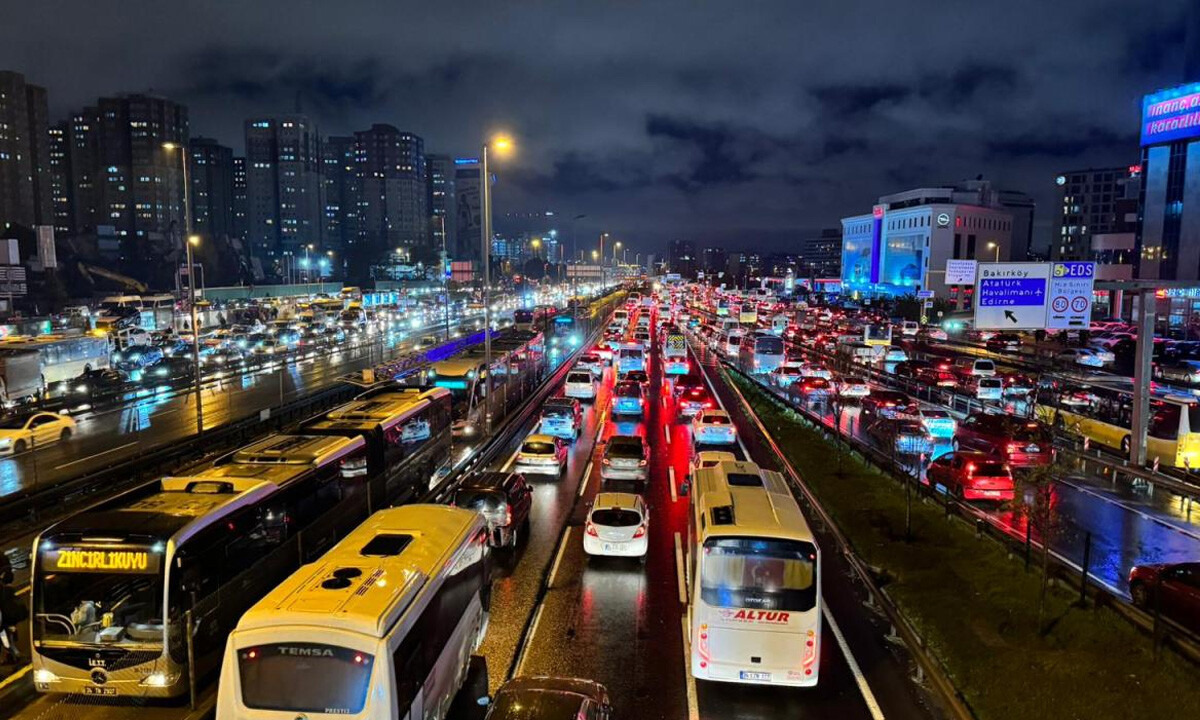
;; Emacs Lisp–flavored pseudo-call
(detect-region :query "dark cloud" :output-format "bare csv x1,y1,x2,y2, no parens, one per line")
0,0,1194,256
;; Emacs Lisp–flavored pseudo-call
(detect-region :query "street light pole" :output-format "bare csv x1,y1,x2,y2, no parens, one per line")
439,214,450,342
165,141,204,436
481,142,494,435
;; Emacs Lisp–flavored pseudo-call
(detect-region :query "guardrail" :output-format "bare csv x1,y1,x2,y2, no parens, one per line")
720,357,1200,667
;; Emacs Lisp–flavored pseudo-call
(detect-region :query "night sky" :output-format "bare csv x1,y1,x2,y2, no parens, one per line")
2,0,1196,257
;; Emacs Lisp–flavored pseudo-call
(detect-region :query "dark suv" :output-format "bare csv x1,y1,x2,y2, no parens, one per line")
453,471,533,548
954,413,1052,467
484,676,612,719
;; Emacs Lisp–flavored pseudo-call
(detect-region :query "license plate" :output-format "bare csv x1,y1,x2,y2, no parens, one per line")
603,543,614,552
84,687,117,696
1025,445,1040,452
982,490,1001,497
739,671,771,681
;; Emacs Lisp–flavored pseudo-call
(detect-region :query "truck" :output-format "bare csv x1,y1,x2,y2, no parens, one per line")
663,333,688,375
0,348,43,407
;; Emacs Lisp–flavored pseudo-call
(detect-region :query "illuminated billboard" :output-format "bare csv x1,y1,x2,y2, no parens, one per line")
1141,83,1200,146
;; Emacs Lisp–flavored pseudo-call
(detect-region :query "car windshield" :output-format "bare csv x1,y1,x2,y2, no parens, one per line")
591,508,642,527
522,441,556,455
454,489,503,511
237,643,374,715
702,414,730,425
700,537,817,611
542,405,573,419
616,384,641,398
975,360,995,371
567,372,592,384
607,439,644,458
973,462,1009,476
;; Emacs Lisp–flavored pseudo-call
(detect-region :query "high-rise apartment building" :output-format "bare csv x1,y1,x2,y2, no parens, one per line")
48,120,73,236
701,247,726,279
427,154,456,259
454,158,483,264
232,156,247,244
668,239,697,278
322,136,358,262
802,228,842,278
0,71,53,232
1051,167,1138,261
245,116,323,275
352,125,427,271
189,137,234,243
65,107,102,239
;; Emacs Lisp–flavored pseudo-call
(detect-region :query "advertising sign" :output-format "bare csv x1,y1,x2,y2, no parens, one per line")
945,259,977,285
1141,84,1200,146
1046,261,1095,330
973,263,1049,330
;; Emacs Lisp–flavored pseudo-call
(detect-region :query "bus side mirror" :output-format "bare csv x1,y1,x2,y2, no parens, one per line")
679,481,690,496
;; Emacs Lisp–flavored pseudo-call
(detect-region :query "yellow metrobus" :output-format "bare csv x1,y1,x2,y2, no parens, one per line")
1034,374,1200,469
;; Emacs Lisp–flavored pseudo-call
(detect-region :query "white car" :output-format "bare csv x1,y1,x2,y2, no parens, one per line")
1057,348,1107,367
584,492,649,560
884,346,908,363
838,376,871,398
690,450,737,479
514,434,568,476
771,362,805,388
692,409,737,445
0,411,77,455
564,370,598,400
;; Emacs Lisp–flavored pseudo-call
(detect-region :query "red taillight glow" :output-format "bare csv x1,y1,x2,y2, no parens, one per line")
586,523,598,537
1007,442,1021,453
354,654,364,664
633,524,646,538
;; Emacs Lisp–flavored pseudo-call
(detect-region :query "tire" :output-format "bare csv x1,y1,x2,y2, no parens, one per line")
638,553,647,565
60,428,72,442
1130,582,1148,609
14,440,26,454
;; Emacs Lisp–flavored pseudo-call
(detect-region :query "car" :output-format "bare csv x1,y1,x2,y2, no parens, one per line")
1156,359,1200,384
564,370,598,400
918,327,949,342
692,408,737,445
624,369,650,388
690,450,737,479
954,414,1052,467
917,407,957,438
1128,562,1200,632
771,361,805,388
1057,347,1108,367
969,376,1005,401
915,365,958,388
792,375,833,399
600,434,650,482
70,367,127,397
883,345,908,363
515,434,569,475
0,411,77,454
576,352,604,375
676,382,714,417
145,355,194,383
540,397,583,440
954,357,997,377
483,676,613,720
985,333,1022,353
671,372,705,396
926,451,1015,501
999,371,1035,396
893,360,930,380
798,362,833,380
591,342,614,364
613,380,645,416
112,344,164,371
837,376,871,398
867,417,933,455
452,471,533,548
861,390,914,419
584,492,649,559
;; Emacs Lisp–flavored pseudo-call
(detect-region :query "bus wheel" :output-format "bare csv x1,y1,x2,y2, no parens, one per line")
1121,436,1131,454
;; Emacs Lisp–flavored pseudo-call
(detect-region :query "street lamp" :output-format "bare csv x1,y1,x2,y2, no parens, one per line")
481,132,515,435
987,242,1000,262
163,141,204,435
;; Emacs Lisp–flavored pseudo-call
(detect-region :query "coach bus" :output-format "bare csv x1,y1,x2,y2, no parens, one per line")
217,504,491,719
29,433,368,699
738,332,785,375
687,459,822,687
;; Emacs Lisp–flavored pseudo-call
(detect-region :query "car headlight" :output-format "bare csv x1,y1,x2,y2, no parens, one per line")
74,384,89,393
0,438,11,449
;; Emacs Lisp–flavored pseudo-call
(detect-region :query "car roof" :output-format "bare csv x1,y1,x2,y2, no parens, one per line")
457,471,520,490
593,492,643,510
525,434,557,444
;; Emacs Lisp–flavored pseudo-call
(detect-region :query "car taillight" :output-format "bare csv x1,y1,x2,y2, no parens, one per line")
1007,442,1021,453
639,458,648,466
698,624,711,668
966,462,976,476
586,523,598,537
504,503,512,526
633,524,646,538
802,630,817,675
602,458,611,465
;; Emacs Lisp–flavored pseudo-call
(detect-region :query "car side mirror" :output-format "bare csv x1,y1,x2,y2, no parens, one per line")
679,480,690,496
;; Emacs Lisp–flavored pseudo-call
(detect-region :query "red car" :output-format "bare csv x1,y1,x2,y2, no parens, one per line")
677,383,714,417
915,366,958,388
1128,562,1200,632
925,450,1014,501
953,414,1053,467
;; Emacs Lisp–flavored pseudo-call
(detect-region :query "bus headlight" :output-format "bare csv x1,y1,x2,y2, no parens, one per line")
140,671,179,687
34,669,59,684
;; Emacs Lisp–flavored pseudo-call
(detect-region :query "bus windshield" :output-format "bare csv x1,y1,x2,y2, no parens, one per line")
34,557,164,646
238,643,374,715
701,537,817,612
755,336,784,354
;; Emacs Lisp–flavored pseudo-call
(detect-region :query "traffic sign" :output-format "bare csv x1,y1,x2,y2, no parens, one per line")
916,290,935,299
945,259,977,285
973,263,1050,329
1046,261,1095,329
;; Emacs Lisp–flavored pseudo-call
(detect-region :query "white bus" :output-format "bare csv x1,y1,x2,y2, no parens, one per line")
687,459,822,687
1,333,111,385
217,504,491,720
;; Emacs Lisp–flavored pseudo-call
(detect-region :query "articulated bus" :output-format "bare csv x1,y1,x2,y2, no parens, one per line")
1035,374,1200,468
217,505,490,720
30,433,368,699
738,332,785,375
687,460,822,687
426,330,546,438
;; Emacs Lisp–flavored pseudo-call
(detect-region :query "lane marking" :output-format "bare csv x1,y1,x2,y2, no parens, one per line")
514,603,545,676
674,532,688,604
669,466,678,503
680,616,700,720
549,527,573,588
0,664,30,691
500,448,520,473
53,441,138,470
824,606,886,720
663,424,671,445
578,463,592,498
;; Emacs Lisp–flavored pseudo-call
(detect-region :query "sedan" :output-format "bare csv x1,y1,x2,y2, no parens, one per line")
837,376,872,399
584,492,649,560
113,344,164,371
1128,562,1200,633
483,677,613,720
514,434,568,476
868,418,933,456
926,451,1015,501
1157,359,1200,385
770,361,805,388
0,412,77,455
71,367,127,397
563,370,597,401
600,434,650,482
1058,347,1109,367
692,408,737,445
613,380,645,416
883,346,908,363
576,352,605,375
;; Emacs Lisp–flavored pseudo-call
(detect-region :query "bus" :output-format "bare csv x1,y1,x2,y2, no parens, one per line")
616,344,646,375
737,304,758,326
716,297,730,317
513,308,548,332
738,332,785,374
29,433,370,699
687,460,821,687
2,334,112,386
427,331,546,438
217,505,491,720
1035,374,1200,468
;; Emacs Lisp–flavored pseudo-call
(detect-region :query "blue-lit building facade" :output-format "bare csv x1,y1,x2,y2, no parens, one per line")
1137,82,1200,281
841,183,1015,300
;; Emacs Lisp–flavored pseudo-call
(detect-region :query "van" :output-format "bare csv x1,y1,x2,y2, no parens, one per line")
974,376,1004,401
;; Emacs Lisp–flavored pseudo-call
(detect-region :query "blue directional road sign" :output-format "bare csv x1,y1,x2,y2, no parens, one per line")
973,263,1051,329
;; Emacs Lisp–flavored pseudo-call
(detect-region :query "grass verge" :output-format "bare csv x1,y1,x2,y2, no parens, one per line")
731,372,1200,720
